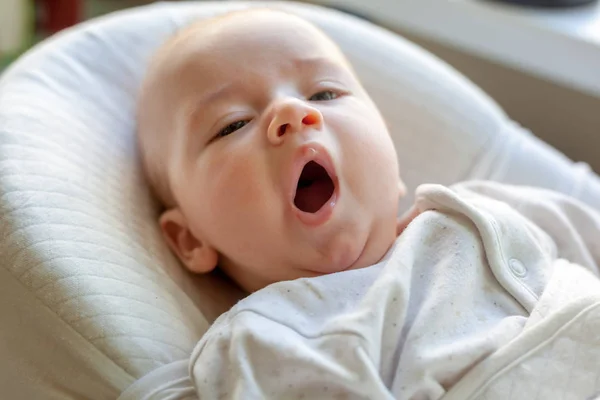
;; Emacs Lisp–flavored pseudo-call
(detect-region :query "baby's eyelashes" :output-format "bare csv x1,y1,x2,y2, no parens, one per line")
308,90,339,102
216,120,250,139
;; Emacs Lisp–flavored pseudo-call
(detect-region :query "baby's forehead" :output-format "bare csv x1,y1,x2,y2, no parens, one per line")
164,10,347,67
146,10,355,110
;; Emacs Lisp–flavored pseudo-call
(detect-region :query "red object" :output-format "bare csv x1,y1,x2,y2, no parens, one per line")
38,0,82,34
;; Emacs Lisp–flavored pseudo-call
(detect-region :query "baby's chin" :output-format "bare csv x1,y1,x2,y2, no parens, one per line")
308,226,394,276
344,220,399,272
238,244,387,292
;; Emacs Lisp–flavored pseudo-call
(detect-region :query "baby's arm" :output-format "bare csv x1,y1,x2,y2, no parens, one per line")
190,310,393,399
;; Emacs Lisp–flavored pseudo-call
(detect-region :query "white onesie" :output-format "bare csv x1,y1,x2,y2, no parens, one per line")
126,181,600,400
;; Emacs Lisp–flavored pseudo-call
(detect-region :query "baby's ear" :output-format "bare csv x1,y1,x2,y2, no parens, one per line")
398,179,407,197
159,208,218,274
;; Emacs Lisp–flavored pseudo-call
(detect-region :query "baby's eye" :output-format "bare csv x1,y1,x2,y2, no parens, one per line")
216,120,249,138
308,90,339,101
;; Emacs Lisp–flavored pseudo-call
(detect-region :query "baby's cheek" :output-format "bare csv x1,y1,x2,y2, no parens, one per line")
344,120,397,180
202,152,271,227
199,157,283,271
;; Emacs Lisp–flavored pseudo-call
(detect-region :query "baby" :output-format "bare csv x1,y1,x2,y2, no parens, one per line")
138,8,410,293
137,8,600,400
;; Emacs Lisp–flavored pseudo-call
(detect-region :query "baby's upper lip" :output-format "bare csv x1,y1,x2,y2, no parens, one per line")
286,142,338,207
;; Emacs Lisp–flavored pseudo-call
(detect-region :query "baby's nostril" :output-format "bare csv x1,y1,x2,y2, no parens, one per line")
302,115,318,125
278,124,288,137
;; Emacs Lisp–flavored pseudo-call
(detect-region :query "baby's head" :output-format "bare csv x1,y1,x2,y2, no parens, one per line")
138,8,406,292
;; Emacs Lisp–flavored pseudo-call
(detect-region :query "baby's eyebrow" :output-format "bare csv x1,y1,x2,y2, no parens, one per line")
293,57,355,84
293,57,347,74
196,82,236,106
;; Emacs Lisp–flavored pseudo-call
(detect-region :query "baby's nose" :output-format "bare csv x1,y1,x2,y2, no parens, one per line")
267,99,323,145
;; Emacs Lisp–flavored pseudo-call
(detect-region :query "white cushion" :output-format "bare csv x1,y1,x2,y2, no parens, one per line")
2,1,600,398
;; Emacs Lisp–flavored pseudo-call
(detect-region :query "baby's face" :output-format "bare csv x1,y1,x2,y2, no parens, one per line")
156,11,405,291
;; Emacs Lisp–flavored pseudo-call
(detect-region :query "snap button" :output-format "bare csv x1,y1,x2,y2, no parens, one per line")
509,258,527,277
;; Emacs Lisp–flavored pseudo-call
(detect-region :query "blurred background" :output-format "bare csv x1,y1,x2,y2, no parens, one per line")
0,0,144,69
1,0,599,171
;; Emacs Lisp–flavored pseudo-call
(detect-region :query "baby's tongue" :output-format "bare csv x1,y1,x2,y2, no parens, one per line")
295,179,333,213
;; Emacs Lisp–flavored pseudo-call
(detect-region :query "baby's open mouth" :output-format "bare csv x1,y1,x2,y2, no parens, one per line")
294,161,335,213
